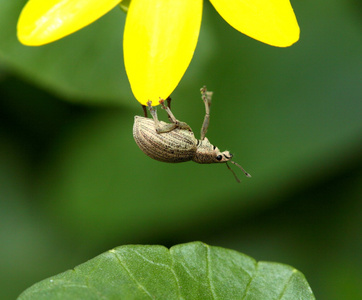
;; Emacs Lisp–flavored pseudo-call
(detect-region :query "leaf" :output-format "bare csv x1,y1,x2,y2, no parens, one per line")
18,242,314,299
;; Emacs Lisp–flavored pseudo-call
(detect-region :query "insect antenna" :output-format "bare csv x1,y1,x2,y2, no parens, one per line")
226,162,241,183
231,161,251,178
226,161,251,182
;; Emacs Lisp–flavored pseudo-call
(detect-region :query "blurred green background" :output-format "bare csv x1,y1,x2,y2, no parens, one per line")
0,0,361,299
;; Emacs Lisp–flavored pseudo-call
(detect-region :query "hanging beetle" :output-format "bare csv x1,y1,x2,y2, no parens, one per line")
133,86,251,182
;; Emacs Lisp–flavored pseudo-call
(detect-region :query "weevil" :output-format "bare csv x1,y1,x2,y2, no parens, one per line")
133,86,251,182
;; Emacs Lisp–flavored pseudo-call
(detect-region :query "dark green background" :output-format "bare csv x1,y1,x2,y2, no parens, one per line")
0,0,361,299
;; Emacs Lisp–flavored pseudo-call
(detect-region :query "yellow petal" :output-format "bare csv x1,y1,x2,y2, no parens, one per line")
18,0,122,46
124,0,202,105
209,0,300,47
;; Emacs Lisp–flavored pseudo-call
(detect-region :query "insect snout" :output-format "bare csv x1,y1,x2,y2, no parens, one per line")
214,150,232,162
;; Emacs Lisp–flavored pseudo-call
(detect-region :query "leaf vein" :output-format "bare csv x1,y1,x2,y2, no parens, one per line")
241,260,258,300
278,268,297,299
133,249,183,298
113,251,153,299
205,244,217,299
173,258,199,283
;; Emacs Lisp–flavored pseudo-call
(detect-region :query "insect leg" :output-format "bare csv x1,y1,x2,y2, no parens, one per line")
200,86,213,140
159,99,178,123
159,99,192,132
147,101,177,133
166,96,172,109
164,97,172,122
141,105,148,118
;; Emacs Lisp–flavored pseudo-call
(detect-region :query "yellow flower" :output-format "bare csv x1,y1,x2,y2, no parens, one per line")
17,0,299,105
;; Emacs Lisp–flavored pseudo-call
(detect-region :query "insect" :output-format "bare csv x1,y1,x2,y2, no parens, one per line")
133,86,251,182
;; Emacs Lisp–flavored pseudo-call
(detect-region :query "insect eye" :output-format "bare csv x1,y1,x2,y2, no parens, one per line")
216,155,222,161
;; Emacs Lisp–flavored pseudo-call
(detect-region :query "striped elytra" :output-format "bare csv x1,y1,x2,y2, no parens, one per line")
133,116,197,163
133,116,235,165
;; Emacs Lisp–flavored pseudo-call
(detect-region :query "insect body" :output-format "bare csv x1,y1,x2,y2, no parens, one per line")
134,116,197,163
133,87,251,182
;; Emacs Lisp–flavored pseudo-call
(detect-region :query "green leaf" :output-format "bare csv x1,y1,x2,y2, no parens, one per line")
18,242,314,300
